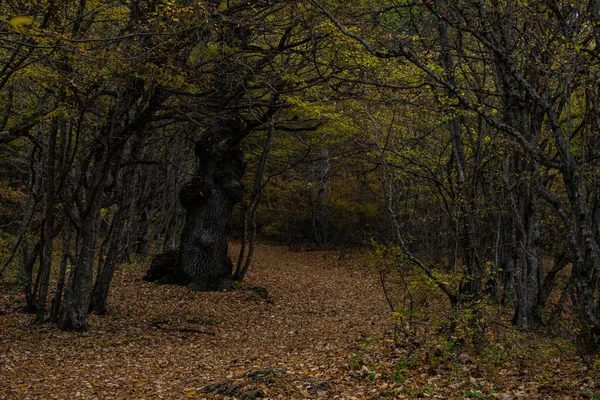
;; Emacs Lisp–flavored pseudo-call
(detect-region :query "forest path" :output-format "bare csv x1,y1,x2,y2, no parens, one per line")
0,244,391,399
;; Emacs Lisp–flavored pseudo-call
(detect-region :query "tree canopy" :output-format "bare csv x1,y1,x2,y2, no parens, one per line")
1,0,599,356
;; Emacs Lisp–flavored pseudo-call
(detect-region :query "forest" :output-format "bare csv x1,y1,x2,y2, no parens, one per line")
1,0,600,398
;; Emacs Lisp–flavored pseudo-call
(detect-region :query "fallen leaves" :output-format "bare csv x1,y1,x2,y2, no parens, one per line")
1,244,599,399
0,244,388,399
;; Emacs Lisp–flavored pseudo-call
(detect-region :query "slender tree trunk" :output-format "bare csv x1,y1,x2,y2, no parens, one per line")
434,0,481,296
309,148,330,247
58,210,101,330
50,229,72,322
503,151,541,327
89,138,140,314
34,120,58,322
235,119,275,281
21,147,42,313
21,240,40,313
89,205,127,315
58,152,108,331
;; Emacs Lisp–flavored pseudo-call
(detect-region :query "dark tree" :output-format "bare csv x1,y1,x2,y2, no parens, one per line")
145,0,333,290
178,119,247,290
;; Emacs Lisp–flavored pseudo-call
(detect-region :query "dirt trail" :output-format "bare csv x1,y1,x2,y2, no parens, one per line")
0,244,390,399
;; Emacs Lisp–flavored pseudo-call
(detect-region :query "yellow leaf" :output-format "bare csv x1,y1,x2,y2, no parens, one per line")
9,16,33,27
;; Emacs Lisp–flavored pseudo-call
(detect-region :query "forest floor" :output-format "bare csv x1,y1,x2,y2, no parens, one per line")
1,244,599,399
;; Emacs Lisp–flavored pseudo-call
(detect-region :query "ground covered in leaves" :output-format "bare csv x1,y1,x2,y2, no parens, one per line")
1,244,599,399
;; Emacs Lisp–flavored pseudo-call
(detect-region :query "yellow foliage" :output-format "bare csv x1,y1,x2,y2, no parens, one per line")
8,15,33,28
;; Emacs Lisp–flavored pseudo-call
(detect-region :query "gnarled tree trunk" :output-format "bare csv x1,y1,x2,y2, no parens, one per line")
178,119,246,291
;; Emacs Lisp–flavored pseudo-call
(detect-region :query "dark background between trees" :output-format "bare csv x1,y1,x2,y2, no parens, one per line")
0,0,599,352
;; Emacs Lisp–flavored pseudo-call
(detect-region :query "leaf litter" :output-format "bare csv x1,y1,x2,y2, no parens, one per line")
1,244,598,399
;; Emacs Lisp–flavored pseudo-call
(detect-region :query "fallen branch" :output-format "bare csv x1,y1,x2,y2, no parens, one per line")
150,320,216,335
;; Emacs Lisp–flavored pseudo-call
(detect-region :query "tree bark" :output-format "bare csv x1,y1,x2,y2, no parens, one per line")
89,205,127,315
35,119,58,322
58,211,101,331
50,229,72,322
178,119,246,290
58,149,109,331
21,146,42,313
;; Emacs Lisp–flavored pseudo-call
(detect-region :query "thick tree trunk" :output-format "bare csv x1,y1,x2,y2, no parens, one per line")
178,120,245,291
162,135,185,252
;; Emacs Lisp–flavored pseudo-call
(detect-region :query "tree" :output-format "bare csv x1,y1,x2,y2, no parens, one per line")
153,0,338,290
1,0,192,330
309,0,600,337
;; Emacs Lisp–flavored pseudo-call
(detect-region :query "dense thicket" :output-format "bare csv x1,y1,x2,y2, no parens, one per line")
1,0,599,348
308,0,600,342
